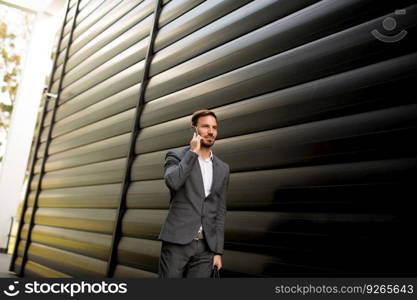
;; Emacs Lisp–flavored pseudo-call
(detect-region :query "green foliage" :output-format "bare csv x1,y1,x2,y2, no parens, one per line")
1,19,22,161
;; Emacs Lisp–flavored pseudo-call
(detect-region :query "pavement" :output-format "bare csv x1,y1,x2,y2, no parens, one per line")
0,252,18,278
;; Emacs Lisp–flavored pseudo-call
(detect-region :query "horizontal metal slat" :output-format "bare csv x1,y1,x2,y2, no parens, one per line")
56,1,173,73
64,4,76,25
157,0,327,82
121,209,394,240
41,109,134,155
146,0,387,100
17,258,71,277
35,101,417,185
114,264,157,278
27,242,107,277
56,0,204,90
30,157,416,211
53,3,153,92
43,85,140,140
52,0,248,102
154,0,257,52
53,0,126,82
28,183,121,208
117,237,159,272
41,18,416,157
56,37,149,101
21,224,111,260
51,63,145,128
140,5,417,126
24,207,116,234
56,0,127,68
62,0,105,38
126,158,417,211
136,53,417,154
115,237,337,276
48,0,245,111
32,158,125,189
48,0,320,114
35,134,130,173
132,104,417,179
53,0,408,124
39,52,417,164
36,101,417,182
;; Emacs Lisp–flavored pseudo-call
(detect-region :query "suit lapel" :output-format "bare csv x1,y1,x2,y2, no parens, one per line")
186,146,205,199
211,155,220,195
193,158,206,199
187,147,220,199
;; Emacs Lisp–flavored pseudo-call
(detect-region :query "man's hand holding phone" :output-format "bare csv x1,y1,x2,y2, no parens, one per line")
190,127,202,154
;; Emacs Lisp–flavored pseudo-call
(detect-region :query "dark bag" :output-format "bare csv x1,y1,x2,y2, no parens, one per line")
211,266,220,278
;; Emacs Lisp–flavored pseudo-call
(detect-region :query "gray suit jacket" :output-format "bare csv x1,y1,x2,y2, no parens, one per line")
158,146,230,255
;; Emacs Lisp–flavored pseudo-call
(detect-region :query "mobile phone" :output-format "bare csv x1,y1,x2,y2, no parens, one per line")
191,126,198,137
190,127,202,145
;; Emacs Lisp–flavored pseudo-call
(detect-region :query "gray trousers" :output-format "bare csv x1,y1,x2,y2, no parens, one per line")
158,238,214,278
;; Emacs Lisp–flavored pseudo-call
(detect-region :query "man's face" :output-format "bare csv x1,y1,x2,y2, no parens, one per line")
195,115,218,148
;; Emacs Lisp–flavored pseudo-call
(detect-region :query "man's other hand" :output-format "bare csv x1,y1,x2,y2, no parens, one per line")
213,254,222,270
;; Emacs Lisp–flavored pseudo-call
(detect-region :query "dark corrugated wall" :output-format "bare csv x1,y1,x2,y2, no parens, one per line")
9,0,417,277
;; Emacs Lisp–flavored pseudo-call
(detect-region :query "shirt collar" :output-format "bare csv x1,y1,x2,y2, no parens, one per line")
199,150,214,162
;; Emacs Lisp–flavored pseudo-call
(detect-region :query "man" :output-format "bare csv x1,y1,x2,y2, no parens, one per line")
158,109,230,278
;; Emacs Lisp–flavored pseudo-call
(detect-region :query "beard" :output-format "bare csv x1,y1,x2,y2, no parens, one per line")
201,137,215,148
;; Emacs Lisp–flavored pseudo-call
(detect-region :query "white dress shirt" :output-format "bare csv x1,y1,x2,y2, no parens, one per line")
197,150,213,235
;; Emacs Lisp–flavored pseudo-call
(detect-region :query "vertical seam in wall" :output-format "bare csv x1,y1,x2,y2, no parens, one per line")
106,0,163,278
13,0,82,277
8,0,73,275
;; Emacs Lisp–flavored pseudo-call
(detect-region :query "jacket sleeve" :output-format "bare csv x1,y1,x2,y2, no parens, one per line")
214,166,230,256
164,149,199,191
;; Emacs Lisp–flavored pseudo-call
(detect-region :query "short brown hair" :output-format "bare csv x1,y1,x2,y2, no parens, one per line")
191,109,217,127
